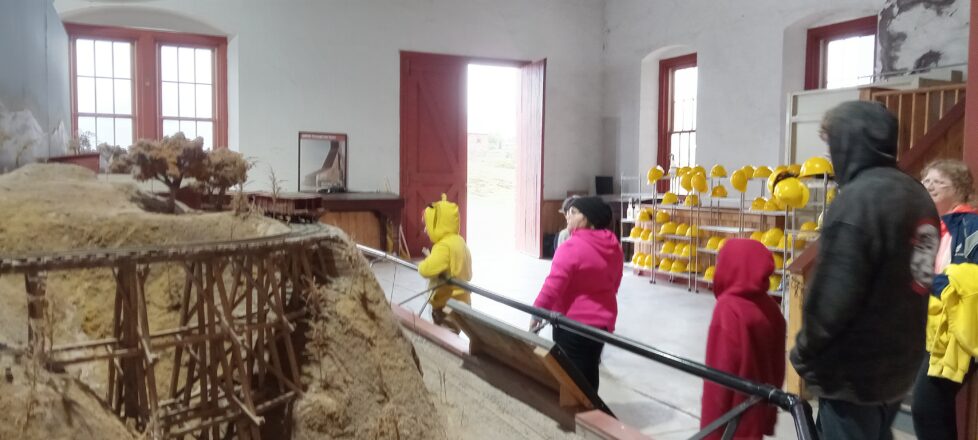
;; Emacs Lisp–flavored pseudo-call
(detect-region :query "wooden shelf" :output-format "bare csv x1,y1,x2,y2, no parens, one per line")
743,209,788,217
659,234,693,241
699,225,756,234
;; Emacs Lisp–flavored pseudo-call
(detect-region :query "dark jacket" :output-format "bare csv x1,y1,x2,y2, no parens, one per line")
932,210,978,297
702,239,785,440
789,101,939,404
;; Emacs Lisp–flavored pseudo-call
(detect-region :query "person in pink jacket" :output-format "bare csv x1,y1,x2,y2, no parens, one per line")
530,196,624,391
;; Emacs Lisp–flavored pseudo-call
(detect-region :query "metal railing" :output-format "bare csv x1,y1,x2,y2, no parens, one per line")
358,245,818,440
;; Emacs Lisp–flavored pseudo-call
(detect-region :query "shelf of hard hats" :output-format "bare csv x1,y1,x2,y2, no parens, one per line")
697,248,719,255
658,234,694,241
698,225,757,234
651,269,697,280
658,253,692,261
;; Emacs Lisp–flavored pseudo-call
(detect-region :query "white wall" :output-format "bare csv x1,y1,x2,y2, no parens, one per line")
55,0,606,198
603,0,887,183
0,0,71,166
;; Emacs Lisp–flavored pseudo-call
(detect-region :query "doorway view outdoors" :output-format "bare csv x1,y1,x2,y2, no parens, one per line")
466,64,519,256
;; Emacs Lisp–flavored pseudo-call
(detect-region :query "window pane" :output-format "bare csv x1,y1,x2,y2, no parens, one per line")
161,82,179,117
96,77,114,114
196,84,212,118
178,47,195,82
670,133,680,161
197,121,213,149
195,48,212,84
688,98,697,130
689,132,697,166
76,39,94,77
826,35,875,89
77,76,95,113
179,83,196,117
96,117,115,146
161,46,178,82
114,118,132,147
162,119,180,136
180,120,197,138
114,79,131,115
78,117,97,142
94,40,113,77
673,98,685,132
112,42,131,79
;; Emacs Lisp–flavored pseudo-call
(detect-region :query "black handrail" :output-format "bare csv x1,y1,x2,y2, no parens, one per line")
358,245,818,440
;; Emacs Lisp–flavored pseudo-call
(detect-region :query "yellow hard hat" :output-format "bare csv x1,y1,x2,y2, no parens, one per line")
647,165,666,183
763,228,784,247
659,221,678,236
675,223,689,236
788,163,802,175
706,236,721,250
763,198,782,211
678,166,691,177
769,275,782,291
718,237,729,249
659,258,673,272
776,235,800,249
704,265,717,281
655,210,670,223
637,208,652,222
640,229,652,241
800,221,818,231
630,226,643,238
671,260,688,273
647,254,658,268
772,253,783,269
752,165,773,179
662,192,679,205
661,241,676,254
750,231,764,242
680,173,694,191
693,165,706,176
774,165,788,174
751,197,766,210
710,184,728,198
679,245,691,258
767,169,793,193
774,177,810,209
674,243,687,256
686,225,699,238
826,187,837,204
631,252,641,265
692,174,708,193
684,194,700,207
799,156,833,178
730,170,748,192
710,165,728,178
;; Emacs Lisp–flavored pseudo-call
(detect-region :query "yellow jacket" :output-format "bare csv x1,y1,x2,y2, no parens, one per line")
927,263,978,382
417,194,472,308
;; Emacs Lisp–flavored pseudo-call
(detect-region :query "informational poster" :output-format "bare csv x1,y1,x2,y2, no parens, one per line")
298,132,347,193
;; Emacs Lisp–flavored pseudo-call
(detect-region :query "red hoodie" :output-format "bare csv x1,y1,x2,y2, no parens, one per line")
534,228,624,332
701,239,786,440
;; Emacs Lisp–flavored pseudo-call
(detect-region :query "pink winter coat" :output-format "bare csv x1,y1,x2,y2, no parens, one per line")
533,228,624,332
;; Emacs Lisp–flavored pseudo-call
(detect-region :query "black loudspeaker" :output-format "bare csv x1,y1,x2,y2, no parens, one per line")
595,176,613,195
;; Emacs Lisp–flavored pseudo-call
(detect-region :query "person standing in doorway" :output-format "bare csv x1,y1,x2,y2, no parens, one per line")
530,196,623,392
790,101,939,439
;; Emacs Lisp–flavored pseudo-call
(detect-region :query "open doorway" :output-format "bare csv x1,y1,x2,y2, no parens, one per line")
466,63,520,254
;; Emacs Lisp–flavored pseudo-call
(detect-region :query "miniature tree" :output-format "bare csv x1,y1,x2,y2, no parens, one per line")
97,143,131,173
198,148,250,210
128,132,208,213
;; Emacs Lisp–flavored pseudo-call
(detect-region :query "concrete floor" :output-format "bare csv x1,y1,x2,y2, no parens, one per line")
370,246,914,439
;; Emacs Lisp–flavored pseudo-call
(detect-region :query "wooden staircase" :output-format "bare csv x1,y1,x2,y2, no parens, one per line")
787,82,977,440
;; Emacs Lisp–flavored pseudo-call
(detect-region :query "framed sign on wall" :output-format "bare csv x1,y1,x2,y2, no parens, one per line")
298,132,347,193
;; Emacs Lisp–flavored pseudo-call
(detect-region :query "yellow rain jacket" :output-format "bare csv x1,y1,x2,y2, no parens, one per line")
418,194,472,308
927,263,978,382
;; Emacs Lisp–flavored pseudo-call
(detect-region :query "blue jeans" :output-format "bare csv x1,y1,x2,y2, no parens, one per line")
816,398,901,440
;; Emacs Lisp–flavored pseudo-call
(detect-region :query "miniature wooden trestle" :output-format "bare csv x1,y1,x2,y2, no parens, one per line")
2,224,344,439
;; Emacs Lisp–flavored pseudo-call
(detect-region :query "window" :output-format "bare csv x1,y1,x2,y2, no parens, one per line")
66,23,227,149
657,54,697,192
805,16,877,90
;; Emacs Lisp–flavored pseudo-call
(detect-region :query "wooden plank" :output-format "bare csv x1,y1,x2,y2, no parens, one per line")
445,299,609,412
319,211,382,249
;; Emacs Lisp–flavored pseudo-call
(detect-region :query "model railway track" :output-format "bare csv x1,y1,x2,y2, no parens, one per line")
0,223,341,274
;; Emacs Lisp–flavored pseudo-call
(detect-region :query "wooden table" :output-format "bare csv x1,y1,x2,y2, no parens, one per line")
319,192,403,253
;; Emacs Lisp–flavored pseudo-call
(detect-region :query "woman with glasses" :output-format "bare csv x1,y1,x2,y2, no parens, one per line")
913,159,978,440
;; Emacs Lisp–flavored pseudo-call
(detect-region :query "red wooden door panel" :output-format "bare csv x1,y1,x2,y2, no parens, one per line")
400,51,468,258
515,59,546,257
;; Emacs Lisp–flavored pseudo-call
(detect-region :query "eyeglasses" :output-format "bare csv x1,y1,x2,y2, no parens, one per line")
921,178,952,189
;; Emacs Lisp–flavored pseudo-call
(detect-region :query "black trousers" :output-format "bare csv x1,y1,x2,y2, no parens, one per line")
912,359,973,440
552,326,605,392
816,398,901,440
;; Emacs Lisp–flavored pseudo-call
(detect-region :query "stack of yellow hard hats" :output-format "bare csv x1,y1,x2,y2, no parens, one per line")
647,165,666,183
710,165,727,178
675,223,689,236
767,169,793,193
680,173,694,191
686,225,699,238
692,165,706,176
671,260,688,274
799,156,833,178
659,258,673,272
661,241,676,255
655,210,671,224
788,163,802,175
740,165,755,178
658,221,678,236
679,245,692,258
706,236,722,250
704,265,717,281
692,174,708,193
637,208,652,222
752,165,772,179
762,228,783,247
640,228,653,241
774,177,810,209
630,227,643,238
776,235,806,249
763,197,784,211
710,184,728,198
662,192,679,205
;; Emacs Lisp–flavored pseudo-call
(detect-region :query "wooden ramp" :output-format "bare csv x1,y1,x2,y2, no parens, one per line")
445,299,612,414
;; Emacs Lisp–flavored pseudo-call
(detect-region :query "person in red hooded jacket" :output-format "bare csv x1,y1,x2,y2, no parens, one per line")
701,238,786,440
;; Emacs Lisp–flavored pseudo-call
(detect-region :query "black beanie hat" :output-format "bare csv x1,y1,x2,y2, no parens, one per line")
570,196,613,230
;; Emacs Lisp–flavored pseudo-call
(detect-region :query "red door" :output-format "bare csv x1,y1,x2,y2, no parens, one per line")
400,51,468,258
515,59,547,257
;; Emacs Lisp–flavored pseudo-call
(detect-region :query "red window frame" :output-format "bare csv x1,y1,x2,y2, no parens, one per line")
656,53,697,193
804,16,877,90
65,22,228,148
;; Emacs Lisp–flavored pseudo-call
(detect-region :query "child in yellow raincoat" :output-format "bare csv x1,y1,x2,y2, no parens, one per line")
418,194,472,333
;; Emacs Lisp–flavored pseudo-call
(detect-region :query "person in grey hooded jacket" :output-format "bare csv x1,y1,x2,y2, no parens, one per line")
789,101,939,440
